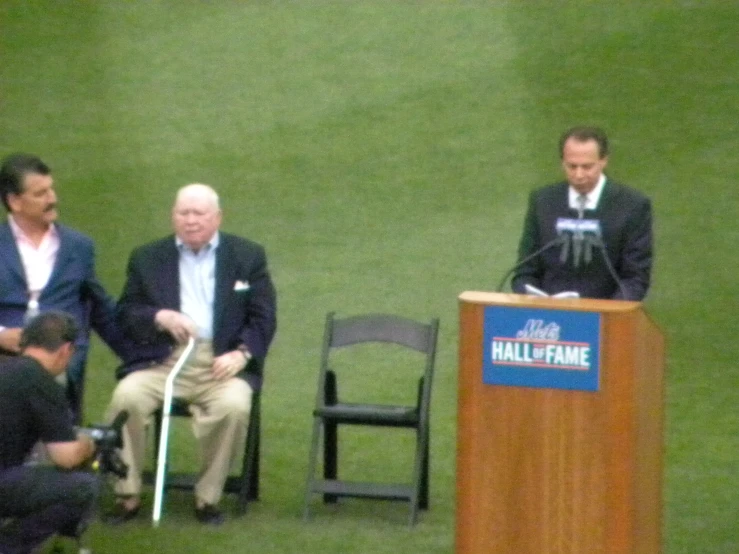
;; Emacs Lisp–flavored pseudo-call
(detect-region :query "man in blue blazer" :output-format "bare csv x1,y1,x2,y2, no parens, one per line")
0,153,130,419
511,127,653,301
105,183,277,526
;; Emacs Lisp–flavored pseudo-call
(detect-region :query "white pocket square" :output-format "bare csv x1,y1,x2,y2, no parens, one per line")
233,280,250,292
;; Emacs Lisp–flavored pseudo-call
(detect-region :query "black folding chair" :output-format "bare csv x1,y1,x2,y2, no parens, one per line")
303,312,439,526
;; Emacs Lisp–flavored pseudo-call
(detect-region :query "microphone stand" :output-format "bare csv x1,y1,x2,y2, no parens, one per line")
497,236,566,293
590,235,629,300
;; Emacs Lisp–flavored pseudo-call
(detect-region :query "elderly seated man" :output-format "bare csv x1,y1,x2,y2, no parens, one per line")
105,183,277,526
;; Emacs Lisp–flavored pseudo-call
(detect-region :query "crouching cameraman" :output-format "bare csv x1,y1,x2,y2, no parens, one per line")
0,311,97,554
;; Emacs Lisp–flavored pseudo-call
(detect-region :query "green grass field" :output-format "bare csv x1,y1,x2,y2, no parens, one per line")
1,2,737,553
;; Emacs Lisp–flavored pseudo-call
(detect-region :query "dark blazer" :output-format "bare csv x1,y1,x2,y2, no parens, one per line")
0,221,128,385
511,180,653,301
117,232,277,391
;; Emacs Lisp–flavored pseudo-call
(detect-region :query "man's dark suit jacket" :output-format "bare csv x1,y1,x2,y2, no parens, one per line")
511,180,653,301
0,221,128,387
117,232,277,391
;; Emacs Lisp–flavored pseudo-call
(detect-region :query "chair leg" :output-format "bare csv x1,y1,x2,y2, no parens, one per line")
303,417,323,520
409,423,431,526
152,409,163,467
238,396,261,514
419,424,430,511
322,371,338,503
248,424,260,501
322,421,338,504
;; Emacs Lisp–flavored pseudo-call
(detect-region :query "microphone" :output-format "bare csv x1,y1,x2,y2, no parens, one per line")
572,230,583,268
497,236,566,292
556,218,602,268
561,220,629,299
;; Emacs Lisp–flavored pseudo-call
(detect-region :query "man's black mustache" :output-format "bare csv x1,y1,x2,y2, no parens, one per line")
43,203,57,212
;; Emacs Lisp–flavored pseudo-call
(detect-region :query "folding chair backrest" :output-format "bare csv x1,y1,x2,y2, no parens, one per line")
328,313,435,353
319,312,439,407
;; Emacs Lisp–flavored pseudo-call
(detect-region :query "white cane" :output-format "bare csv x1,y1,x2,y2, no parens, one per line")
152,336,196,527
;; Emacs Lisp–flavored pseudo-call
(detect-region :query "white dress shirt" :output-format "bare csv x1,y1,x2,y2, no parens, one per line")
9,215,60,299
568,174,606,211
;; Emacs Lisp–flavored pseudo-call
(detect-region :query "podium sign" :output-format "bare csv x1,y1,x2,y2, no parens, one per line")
483,306,601,391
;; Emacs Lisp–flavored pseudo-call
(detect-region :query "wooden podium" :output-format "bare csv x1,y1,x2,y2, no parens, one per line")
456,292,665,554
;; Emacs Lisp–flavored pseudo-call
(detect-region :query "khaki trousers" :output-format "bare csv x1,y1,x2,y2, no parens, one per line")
107,341,252,506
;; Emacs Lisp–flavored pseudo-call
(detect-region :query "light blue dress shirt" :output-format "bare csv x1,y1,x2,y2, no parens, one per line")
176,232,219,340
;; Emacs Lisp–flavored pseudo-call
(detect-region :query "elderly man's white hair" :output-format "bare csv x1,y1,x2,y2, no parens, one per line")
174,183,221,211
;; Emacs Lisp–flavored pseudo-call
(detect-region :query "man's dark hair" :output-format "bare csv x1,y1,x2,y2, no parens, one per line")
20,311,78,352
558,126,609,159
0,153,51,211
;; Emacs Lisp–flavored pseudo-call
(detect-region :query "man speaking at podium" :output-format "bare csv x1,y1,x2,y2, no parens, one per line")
511,126,653,301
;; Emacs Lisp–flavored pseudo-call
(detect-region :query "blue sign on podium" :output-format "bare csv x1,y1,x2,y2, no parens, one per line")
482,306,601,391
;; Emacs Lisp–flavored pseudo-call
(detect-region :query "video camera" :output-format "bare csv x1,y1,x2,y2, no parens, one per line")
77,410,129,479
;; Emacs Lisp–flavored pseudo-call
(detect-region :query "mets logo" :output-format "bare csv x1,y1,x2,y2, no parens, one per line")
491,319,591,370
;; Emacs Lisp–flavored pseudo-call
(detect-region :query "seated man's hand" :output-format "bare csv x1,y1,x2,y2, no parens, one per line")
0,327,22,353
212,349,250,381
154,310,198,343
